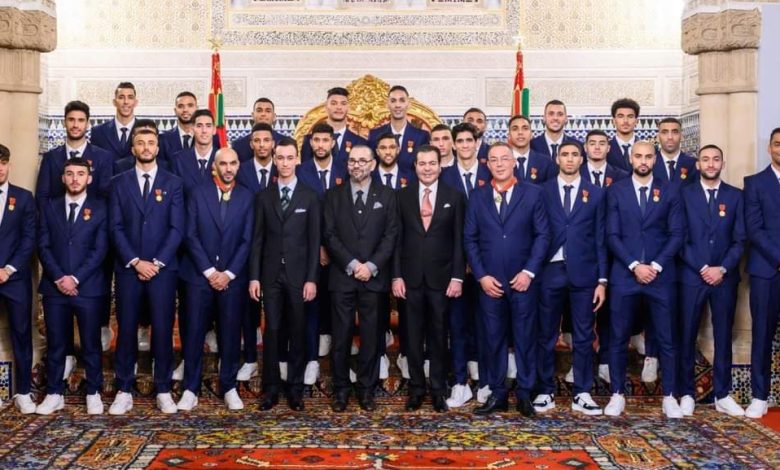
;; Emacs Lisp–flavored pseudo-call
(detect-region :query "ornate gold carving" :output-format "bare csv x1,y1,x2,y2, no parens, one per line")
682,9,761,54
293,74,443,149
0,6,56,52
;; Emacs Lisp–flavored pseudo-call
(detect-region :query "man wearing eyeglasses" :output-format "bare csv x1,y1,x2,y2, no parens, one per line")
323,145,399,413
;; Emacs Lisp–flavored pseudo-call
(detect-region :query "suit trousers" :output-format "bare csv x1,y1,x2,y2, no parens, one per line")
242,298,260,363
403,285,449,396
0,280,33,394
43,295,103,395
448,273,486,385
749,273,780,400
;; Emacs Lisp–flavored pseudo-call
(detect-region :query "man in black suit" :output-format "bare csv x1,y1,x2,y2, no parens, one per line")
324,144,400,412
392,145,465,413
249,137,321,411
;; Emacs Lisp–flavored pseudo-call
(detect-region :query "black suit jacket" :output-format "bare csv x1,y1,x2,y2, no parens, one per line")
324,180,399,292
392,182,465,290
249,182,321,288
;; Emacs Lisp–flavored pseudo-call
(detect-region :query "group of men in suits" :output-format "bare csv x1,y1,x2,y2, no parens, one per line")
2,82,779,421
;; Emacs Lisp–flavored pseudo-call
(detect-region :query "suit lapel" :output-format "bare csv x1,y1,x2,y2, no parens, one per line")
568,185,586,220
270,184,284,221
283,185,303,220
144,171,166,214
503,183,524,222
127,172,146,214
642,180,662,223
205,186,223,230
409,184,426,233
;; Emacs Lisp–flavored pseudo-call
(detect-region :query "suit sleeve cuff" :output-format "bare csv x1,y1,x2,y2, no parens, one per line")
522,269,535,279
651,261,663,272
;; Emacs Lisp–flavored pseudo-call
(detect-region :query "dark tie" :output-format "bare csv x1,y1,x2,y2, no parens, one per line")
517,157,526,180
68,202,78,226
69,150,79,159
119,127,128,147
319,170,328,192
394,134,402,144
384,173,393,188
280,186,291,212
220,191,228,223
622,144,631,164
198,159,208,177
639,186,648,216
259,169,268,190
563,185,573,217
355,189,366,216
498,190,508,222
707,188,717,219
592,170,602,187
142,174,151,201
183,135,191,149
464,172,474,194
667,160,676,180
551,144,559,160
333,133,341,146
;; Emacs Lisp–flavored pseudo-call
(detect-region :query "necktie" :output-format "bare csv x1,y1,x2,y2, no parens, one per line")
355,189,366,217
198,159,208,177
551,144,559,160
68,202,78,226
220,191,228,223
259,169,268,190
707,188,717,219
319,170,328,192
592,170,602,187
394,134,402,144
384,173,393,187
421,188,433,231
639,186,648,216
563,185,573,217
333,133,342,149
667,160,676,180
69,150,79,159
183,135,191,149
464,172,474,193
142,174,151,201
280,186,291,212
498,190,508,222
517,156,526,180
119,127,128,147
622,144,631,163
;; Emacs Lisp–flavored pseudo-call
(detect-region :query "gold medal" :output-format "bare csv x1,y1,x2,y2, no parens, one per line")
494,194,502,204
155,195,162,202
719,211,725,217
222,192,231,202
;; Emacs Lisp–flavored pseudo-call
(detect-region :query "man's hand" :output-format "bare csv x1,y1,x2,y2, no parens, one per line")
209,272,230,291
249,280,262,301
445,280,463,298
392,278,406,299
353,263,371,282
320,246,330,267
479,275,503,298
633,264,657,284
55,276,79,296
701,266,725,286
303,281,317,302
592,284,606,312
0,269,9,284
134,260,159,281
510,271,532,292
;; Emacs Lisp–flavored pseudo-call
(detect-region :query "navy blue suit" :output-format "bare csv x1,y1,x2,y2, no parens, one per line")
579,163,629,189
158,127,220,166
296,158,348,199
515,150,557,185
476,140,489,163
371,166,417,191
38,195,109,395
464,182,550,401
677,182,745,399
171,147,218,194
235,159,278,195
653,151,699,186
744,166,780,400
530,133,582,160
606,137,634,172
231,130,284,163
37,145,113,201
90,120,133,161
110,168,185,393
368,123,430,173
538,179,607,395
301,128,368,166
0,185,36,394
606,177,685,395
180,181,254,395
440,164,491,198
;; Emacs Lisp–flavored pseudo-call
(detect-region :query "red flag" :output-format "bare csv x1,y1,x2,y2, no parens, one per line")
209,51,227,148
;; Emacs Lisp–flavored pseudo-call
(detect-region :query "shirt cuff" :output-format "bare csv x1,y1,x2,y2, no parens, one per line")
125,257,139,269
628,261,640,271
700,264,709,273
225,270,236,281
153,258,165,269
651,261,663,273
451,278,463,283
4,265,16,274
203,267,217,279
70,275,79,285
598,278,608,285
522,269,535,279
346,259,359,276
366,261,378,277
719,267,727,275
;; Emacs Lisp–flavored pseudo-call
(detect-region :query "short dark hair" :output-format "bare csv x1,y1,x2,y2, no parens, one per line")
463,107,486,119
698,144,724,158
131,119,159,138
544,99,566,111
327,87,349,98
771,127,780,141
611,98,640,118
115,82,136,96
251,122,274,135
275,136,298,154
508,114,531,128
658,117,682,128
64,100,90,120
311,122,334,136
558,141,584,156
0,143,10,161
431,124,451,134
388,85,409,96
414,144,441,164
192,109,214,123
451,122,478,141
63,156,92,174
132,128,158,142
585,129,609,142
254,97,275,110
175,91,197,102
376,132,398,146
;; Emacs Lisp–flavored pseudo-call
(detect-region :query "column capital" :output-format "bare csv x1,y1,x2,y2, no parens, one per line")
0,4,57,53
682,8,761,55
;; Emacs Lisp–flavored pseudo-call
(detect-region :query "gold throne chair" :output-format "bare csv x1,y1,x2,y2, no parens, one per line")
293,74,443,150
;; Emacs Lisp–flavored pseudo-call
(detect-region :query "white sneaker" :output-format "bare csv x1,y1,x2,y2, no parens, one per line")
176,390,198,411
109,391,133,415
745,398,769,419
423,359,430,378
224,388,244,410
507,352,517,379
662,395,684,419
641,357,658,383
385,330,394,348
63,355,77,380
350,338,359,355
279,362,288,381
256,327,263,346
467,361,479,381
35,394,64,415
304,361,320,385
172,360,185,381
396,354,410,379
379,355,390,380
205,329,218,353
532,394,555,413
236,362,258,381
14,394,36,414
630,334,646,355
156,392,177,414
572,392,603,416
680,395,695,416
101,326,114,352
318,334,331,357
604,393,626,417
715,396,745,417
86,393,104,415
349,368,357,383
446,384,473,408
477,385,492,404
598,364,611,383
564,366,574,383
561,332,573,349
138,327,151,352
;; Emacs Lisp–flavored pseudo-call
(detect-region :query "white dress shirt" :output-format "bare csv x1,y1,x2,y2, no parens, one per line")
314,156,334,190
253,158,274,185
549,176,581,262
379,164,399,188
135,164,158,195
64,192,87,222
544,133,564,156
457,161,478,193
660,151,681,179
115,118,136,141
587,161,608,185
65,141,88,159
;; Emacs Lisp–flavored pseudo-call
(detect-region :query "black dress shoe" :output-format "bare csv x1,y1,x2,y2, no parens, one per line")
405,395,424,412
331,393,349,412
358,394,376,412
260,393,279,411
287,394,304,411
474,396,508,415
432,395,449,413
516,397,536,417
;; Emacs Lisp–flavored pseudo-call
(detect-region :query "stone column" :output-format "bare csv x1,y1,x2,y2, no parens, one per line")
682,8,760,366
0,2,56,398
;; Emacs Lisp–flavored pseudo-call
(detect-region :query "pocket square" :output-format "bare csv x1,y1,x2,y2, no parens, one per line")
443,203,452,208
373,202,383,209
294,208,307,213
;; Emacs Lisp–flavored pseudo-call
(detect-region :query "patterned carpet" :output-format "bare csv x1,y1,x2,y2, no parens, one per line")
1,396,779,469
